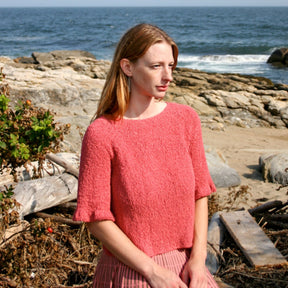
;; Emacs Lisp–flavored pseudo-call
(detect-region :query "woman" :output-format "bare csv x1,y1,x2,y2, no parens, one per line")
73,23,219,288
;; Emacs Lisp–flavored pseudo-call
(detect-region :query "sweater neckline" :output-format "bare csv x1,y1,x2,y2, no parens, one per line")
122,102,170,122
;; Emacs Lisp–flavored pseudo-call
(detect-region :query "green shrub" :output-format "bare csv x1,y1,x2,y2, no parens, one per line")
0,69,69,180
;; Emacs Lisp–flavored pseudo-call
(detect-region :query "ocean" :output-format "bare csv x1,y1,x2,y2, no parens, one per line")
1,6,288,84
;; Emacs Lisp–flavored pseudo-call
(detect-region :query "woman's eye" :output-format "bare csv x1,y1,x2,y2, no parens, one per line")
152,64,160,69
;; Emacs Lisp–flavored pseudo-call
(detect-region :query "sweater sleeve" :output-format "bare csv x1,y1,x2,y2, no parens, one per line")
188,109,216,200
73,121,115,222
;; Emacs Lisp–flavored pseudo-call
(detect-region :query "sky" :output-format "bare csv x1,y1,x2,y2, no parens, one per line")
0,0,287,7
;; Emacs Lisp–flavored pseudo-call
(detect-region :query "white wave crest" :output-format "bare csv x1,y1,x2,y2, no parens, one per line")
178,54,269,64
177,54,272,75
3,36,45,42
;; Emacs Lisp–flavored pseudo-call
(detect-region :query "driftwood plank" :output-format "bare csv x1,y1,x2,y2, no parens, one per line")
220,210,287,267
13,173,78,218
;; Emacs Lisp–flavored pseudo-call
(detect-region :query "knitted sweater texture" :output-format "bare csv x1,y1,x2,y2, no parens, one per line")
73,102,216,257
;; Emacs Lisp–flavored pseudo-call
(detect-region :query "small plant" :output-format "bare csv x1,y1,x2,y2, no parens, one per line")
0,69,69,180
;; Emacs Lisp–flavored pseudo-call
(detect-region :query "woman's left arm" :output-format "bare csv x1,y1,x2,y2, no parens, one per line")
181,196,209,288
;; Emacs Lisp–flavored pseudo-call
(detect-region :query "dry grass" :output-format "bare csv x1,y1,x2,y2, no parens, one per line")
0,205,101,287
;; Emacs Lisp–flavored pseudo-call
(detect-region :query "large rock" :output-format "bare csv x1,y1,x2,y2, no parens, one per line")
267,48,288,67
2,64,104,112
205,146,241,188
206,212,226,274
32,50,96,63
13,50,110,79
259,153,288,185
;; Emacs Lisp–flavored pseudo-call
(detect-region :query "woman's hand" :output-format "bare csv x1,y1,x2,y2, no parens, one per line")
181,256,207,288
181,196,209,287
147,263,188,288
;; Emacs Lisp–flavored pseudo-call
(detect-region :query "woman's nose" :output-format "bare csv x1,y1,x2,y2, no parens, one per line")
163,66,173,82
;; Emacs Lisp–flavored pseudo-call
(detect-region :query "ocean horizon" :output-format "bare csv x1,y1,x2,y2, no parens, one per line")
1,6,288,84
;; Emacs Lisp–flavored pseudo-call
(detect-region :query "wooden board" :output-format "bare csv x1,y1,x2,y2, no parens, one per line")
13,173,78,218
220,210,287,267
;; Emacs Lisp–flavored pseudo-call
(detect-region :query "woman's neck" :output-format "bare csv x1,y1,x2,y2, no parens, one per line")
124,97,166,120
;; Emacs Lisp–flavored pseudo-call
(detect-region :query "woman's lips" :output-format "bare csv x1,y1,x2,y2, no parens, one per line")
157,85,169,92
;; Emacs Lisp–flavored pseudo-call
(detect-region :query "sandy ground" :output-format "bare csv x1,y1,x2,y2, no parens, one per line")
202,126,288,210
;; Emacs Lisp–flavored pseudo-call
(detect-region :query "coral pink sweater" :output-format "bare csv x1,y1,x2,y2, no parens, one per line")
73,102,216,257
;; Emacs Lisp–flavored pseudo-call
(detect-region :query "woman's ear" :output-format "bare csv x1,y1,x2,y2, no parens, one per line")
120,58,133,77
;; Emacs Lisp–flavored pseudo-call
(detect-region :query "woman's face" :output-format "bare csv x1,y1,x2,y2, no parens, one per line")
128,41,175,101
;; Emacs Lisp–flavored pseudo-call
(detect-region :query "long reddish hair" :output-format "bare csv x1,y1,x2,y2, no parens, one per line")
92,23,178,121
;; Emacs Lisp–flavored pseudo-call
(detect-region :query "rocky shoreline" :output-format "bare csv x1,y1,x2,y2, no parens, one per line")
169,67,288,130
2,51,287,136
1,50,288,189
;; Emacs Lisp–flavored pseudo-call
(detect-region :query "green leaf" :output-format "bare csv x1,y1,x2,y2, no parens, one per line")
9,134,18,146
47,130,54,137
31,116,38,123
0,94,10,112
38,144,44,153
0,141,6,149
18,143,30,160
11,148,19,158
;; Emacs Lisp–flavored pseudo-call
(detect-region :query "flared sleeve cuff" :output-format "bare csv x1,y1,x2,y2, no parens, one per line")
73,209,115,223
195,177,216,200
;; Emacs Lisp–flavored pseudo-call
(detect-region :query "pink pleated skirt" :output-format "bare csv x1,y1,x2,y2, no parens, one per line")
92,249,219,288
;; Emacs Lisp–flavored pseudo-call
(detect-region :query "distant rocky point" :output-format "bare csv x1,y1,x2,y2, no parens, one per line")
267,47,288,67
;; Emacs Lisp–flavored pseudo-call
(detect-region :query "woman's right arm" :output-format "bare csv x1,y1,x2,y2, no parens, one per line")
87,220,188,288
